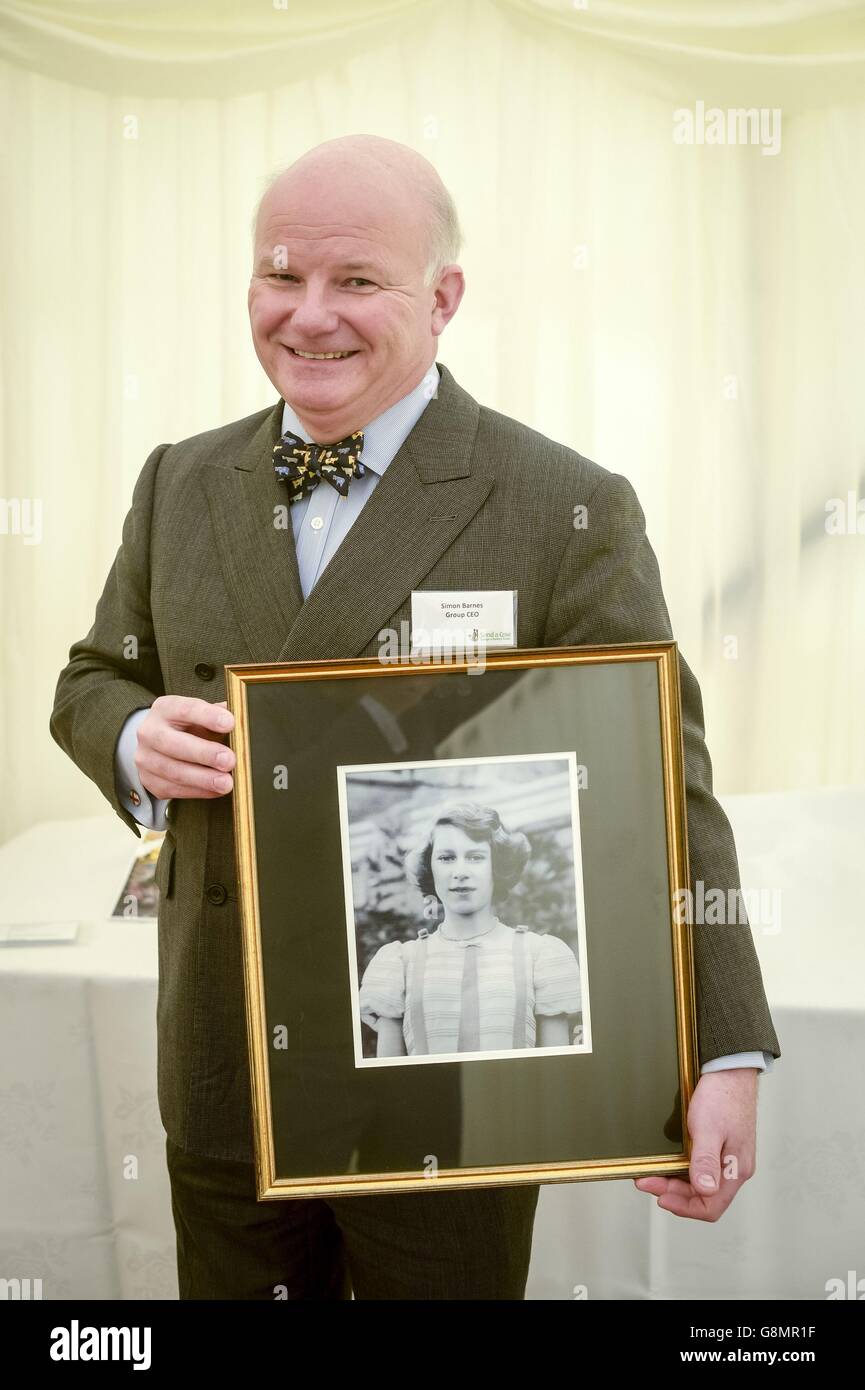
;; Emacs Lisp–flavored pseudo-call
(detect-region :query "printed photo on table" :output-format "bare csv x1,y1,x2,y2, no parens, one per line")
337,752,592,1067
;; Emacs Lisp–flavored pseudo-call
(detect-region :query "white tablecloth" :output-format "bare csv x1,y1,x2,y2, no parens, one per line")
1,789,862,1300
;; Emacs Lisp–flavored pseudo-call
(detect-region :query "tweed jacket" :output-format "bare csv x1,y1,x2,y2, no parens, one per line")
49,360,781,1161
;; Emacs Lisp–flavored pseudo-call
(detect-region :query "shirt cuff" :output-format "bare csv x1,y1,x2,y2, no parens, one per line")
114,707,171,832
700,1050,774,1075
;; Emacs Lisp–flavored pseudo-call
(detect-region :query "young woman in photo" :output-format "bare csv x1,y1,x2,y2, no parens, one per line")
358,801,581,1058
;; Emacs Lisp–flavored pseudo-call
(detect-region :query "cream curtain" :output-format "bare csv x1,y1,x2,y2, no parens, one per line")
1,0,863,843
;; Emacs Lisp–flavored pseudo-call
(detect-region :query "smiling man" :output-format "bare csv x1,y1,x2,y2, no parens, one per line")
50,133,780,1301
248,140,460,441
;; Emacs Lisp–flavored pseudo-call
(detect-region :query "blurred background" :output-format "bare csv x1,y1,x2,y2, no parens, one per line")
1,0,863,837
1,0,863,1301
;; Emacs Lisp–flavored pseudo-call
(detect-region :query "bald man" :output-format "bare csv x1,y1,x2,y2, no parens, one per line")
50,134,780,1300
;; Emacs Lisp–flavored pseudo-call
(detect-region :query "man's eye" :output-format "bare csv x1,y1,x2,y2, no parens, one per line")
266,275,374,286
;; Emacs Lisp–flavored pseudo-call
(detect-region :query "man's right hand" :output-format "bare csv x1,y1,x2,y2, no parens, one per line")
135,696,236,801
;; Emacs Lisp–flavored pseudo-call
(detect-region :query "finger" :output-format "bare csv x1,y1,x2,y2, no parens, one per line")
193,724,234,745
141,778,228,802
652,1176,702,1198
656,1189,732,1222
139,746,234,797
142,723,235,773
634,1176,670,1196
157,695,234,734
635,1174,700,1199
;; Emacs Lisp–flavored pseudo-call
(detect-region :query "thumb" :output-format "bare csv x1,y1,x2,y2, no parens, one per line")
690,1144,722,1194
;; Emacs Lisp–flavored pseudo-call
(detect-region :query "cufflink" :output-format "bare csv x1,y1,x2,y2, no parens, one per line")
130,790,141,806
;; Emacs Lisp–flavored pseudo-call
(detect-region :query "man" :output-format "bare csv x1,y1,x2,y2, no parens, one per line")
50,134,780,1300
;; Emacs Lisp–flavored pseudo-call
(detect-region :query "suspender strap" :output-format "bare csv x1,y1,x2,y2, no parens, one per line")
512,927,529,1049
409,932,429,1054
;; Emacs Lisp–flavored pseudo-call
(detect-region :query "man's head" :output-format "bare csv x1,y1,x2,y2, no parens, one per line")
248,134,465,442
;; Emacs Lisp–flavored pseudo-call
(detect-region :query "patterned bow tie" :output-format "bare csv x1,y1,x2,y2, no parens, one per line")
273,427,365,503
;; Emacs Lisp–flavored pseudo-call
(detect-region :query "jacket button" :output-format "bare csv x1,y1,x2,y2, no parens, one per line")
205,883,227,906
195,662,215,681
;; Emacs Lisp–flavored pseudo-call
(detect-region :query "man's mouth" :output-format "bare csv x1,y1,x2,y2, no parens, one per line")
286,347,360,361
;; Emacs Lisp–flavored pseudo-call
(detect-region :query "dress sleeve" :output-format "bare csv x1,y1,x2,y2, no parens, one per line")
532,933,582,1016
358,939,406,1031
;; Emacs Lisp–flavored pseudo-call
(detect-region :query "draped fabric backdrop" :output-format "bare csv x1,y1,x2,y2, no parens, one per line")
1,0,863,844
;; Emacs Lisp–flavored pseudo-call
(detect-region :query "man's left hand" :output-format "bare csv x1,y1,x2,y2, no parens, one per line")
633,1068,758,1221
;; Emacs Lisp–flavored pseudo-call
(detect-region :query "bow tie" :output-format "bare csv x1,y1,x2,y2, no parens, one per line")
273,427,365,503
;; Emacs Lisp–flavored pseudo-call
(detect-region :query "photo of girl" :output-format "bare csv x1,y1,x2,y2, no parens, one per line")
356,798,583,1061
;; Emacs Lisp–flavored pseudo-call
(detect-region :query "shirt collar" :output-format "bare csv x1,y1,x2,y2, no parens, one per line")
279,361,440,479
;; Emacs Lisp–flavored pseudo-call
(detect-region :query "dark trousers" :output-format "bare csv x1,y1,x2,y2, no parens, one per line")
166,1138,540,1300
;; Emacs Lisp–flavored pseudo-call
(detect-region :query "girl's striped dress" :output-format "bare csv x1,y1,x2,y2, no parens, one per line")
359,920,581,1055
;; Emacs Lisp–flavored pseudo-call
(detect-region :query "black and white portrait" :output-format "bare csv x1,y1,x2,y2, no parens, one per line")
337,753,591,1067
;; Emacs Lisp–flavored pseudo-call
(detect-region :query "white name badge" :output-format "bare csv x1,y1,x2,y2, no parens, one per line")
410,590,517,651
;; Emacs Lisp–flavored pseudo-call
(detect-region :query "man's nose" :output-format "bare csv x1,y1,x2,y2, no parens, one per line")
289,289,339,334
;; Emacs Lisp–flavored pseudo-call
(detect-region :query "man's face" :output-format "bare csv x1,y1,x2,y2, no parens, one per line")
248,170,461,440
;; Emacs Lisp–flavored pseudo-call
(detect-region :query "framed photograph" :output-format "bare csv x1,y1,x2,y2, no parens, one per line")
226,642,697,1200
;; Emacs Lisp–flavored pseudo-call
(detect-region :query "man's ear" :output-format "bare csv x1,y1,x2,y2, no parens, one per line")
431,266,465,335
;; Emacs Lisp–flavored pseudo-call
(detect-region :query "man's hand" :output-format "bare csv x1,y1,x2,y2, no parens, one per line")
633,1068,758,1221
135,696,235,801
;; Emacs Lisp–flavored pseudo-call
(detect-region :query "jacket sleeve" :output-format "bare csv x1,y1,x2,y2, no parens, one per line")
542,468,781,1066
49,443,171,838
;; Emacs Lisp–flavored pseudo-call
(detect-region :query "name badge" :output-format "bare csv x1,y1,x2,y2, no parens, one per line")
410,590,517,652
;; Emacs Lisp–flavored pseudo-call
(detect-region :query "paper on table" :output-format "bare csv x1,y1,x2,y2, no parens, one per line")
0,921,80,944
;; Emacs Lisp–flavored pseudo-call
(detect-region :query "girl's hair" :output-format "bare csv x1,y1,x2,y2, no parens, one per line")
405,801,531,904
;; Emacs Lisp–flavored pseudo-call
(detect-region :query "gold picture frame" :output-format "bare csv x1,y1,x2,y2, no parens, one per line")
226,641,697,1200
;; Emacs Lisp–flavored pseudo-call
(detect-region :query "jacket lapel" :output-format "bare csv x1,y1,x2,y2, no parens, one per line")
200,362,495,664
200,405,305,663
